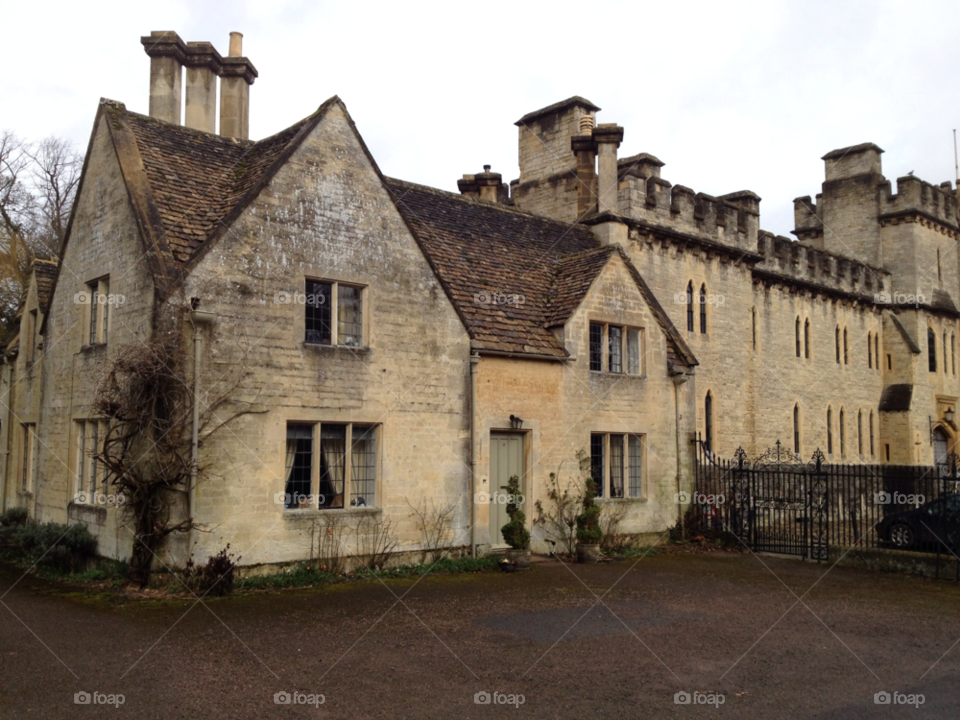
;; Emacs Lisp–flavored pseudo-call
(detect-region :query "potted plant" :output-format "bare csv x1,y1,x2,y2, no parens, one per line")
576,478,602,563
500,475,531,568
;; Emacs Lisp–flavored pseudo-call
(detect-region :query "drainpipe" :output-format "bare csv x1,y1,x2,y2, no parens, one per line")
189,309,215,524
672,373,689,536
470,353,479,557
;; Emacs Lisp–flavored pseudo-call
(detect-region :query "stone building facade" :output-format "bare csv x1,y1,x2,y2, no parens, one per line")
1,31,956,568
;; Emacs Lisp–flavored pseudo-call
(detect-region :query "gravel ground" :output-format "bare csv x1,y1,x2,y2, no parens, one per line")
1,550,959,719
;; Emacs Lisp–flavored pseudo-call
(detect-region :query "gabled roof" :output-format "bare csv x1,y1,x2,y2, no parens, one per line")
384,178,696,366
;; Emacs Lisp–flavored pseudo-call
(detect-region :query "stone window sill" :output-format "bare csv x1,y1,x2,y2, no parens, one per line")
282,506,381,520
597,496,648,504
302,342,371,356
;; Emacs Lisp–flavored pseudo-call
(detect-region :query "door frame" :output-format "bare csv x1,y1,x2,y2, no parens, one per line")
489,430,529,548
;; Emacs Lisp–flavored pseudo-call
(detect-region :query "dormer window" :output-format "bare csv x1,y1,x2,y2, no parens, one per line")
589,322,644,376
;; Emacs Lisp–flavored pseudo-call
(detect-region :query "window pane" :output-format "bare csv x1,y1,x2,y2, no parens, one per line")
589,323,603,371
351,426,376,507
285,424,313,509
305,281,332,344
319,424,346,509
627,329,640,375
88,282,98,345
101,279,109,346
338,285,362,347
610,434,624,498
608,326,622,373
590,434,605,498
77,422,85,499
628,435,642,497
90,422,98,495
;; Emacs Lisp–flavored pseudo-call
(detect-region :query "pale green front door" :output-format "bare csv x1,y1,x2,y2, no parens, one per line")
490,433,524,546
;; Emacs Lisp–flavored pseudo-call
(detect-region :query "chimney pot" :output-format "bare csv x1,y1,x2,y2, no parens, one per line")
483,164,491,172
229,32,243,56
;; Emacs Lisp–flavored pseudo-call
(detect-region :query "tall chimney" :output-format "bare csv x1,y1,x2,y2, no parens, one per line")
183,42,222,133
219,32,258,139
571,116,597,217
141,31,186,124
593,124,624,215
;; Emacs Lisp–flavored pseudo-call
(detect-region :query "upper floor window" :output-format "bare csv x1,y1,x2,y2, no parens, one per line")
304,280,364,347
86,277,110,346
835,326,840,364
751,308,757,352
589,322,644,376
795,317,801,358
952,334,956,376
867,332,873,369
793,404,801,455
685,282,694,332
699,284,707,334
928,327,937,373
842,327,849,365
804,319,810,358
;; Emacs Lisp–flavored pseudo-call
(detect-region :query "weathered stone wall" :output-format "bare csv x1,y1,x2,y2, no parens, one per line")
32,114,157,561
181,102,472,566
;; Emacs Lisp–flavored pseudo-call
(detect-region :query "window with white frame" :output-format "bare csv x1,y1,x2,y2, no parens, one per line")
304,279,364,347
20,423,35,492
589,432,644,499
86,277,110,346
588,322,644,376
73,419,106,502
283,422,378,510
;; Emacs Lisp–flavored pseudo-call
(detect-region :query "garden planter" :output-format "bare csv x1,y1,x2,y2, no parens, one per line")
577,543,600,564
505,548,531,569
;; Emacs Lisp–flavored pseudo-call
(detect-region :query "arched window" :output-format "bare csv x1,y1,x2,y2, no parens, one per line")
752,308,758,351
795,317,801,357
793,404,801,455
827,407,833,454
868,332,872,369
699,284,707,334
858,410,865,456
944,332,949,372
835,326,840,364
839,408,846,455
875,334,880,371
804,319,810,358
843,327,849,365
928,327,937,372
704,392,713,452
952,334,956,376
869,411,875,456
686,282,694,332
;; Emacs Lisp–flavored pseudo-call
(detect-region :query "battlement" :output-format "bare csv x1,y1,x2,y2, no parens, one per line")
617,155,760,252
755,231,889,299
881,175,959,231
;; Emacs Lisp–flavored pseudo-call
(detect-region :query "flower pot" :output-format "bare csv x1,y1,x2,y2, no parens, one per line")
505,548,531,569
577,543,600,564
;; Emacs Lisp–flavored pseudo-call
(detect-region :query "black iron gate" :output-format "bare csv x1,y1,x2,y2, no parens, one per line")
696,439,828,561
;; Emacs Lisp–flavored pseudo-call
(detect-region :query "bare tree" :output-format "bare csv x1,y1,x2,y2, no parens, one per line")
25,136,81,255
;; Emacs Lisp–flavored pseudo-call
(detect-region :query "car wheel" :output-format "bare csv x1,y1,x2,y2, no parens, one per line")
889,524,914,549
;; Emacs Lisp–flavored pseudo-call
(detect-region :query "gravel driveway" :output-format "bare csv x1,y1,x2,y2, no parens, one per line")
1,550,959,718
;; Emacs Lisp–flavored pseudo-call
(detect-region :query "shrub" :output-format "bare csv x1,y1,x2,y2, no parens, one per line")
576,478,602,545
2,520,98,573
0,507,29,527
500,475,530,550
182,545,240,597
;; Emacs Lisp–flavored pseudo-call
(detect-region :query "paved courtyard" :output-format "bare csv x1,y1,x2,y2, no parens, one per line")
1,550,959,718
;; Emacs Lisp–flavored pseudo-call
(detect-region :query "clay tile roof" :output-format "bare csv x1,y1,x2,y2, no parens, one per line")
33,259,58,314
543,247,616,327
119,109,315,265
385,178,602,357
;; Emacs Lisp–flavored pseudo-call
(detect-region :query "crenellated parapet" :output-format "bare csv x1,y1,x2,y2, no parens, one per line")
617,153,760,253
880,176,960,238
754,231,889,302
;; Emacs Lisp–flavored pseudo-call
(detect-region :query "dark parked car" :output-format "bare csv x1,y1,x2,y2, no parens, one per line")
877,494,960,551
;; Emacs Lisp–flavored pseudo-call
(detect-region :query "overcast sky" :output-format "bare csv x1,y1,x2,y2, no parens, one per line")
3,0,959,236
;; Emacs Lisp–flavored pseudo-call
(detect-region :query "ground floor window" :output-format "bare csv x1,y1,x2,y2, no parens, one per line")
590,432,644,499
73,419,107,502
21,423,35,492
284,422,379,510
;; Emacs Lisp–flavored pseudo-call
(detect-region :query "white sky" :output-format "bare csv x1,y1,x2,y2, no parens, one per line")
3,0,959,237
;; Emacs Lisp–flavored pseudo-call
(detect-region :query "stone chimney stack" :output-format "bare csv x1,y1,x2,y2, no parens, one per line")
458,166,505,203
219,32,258,140
593,124,624,215
571,117,597,217
183,42,222,133
141,31,187,125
